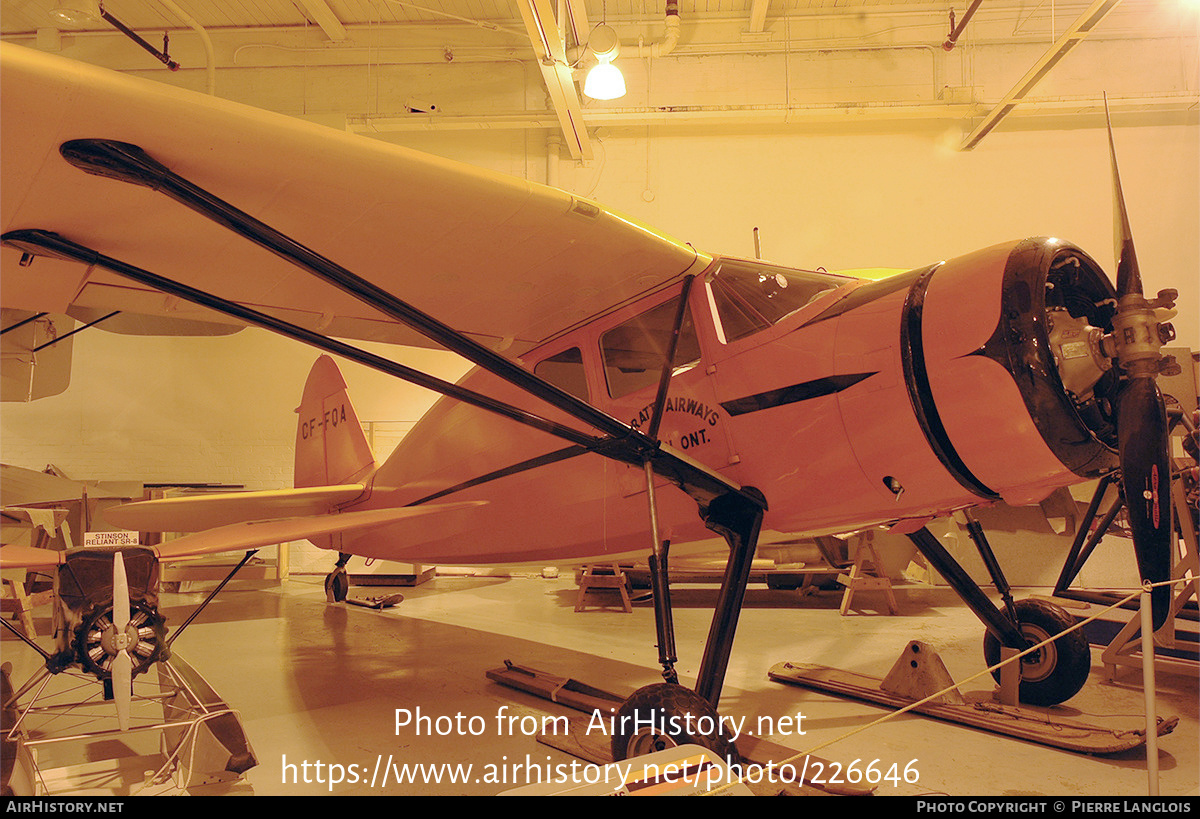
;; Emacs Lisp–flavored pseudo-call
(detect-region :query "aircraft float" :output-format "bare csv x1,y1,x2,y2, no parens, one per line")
0,42,1184,764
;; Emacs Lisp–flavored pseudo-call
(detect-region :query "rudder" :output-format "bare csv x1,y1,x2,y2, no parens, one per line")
295,355,376,488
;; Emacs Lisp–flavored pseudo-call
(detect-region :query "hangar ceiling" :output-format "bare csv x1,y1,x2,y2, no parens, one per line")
1,0,1197,158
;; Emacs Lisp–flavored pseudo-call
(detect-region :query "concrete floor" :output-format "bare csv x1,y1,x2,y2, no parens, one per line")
4,570,1197,797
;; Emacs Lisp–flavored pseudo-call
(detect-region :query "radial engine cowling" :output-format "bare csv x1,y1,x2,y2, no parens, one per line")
907,237,1122,507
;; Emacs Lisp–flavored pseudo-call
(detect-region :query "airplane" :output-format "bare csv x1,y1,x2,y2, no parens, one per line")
0,535,264,793
0,41,1185,765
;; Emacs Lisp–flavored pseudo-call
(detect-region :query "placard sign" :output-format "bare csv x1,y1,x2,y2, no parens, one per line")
83,531,140,547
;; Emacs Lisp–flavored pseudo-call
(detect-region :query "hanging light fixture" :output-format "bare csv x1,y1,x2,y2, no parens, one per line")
583,24,625,101
49,0,100,26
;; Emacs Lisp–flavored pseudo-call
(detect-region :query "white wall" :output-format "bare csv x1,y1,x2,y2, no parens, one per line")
0,329,468,489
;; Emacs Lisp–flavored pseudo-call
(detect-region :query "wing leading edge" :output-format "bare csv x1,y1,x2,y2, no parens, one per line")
0,44,708,354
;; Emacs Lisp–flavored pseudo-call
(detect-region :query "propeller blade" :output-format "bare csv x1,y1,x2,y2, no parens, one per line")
1117,378,1173,630
112,549,130,633
1104,95,1142,300
111,648,133,731
111,550,133,730
1104,95,1174,631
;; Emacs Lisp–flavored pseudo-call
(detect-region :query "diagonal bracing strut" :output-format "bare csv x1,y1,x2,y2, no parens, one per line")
9,139,768,709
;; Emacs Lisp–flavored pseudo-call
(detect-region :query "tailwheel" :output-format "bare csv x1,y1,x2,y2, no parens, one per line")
982,599,1091,707
325,567,349,603
610,683,739,763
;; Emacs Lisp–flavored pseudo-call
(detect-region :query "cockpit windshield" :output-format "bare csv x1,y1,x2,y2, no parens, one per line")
708,259,854,344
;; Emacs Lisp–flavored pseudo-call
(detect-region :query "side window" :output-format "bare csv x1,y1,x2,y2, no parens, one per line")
534,347,589,401
601,296,700,399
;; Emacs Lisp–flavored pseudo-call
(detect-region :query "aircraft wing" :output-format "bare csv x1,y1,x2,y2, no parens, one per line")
0,501,484,567
1,44,708,354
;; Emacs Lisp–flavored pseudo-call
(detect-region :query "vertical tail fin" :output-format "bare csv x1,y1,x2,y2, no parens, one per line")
295,355,376,488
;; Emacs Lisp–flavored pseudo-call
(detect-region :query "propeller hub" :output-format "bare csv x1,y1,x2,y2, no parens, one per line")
1104,289,1177,375
77,602,167,679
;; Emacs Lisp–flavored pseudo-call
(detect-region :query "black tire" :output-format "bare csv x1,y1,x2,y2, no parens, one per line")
325,569,349,603
983,598,1091,706
610,683,739,763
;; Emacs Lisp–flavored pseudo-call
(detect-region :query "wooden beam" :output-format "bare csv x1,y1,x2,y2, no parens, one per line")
517,0,593,160
297,0,348,42
960,0,1124,150
749,0,770,33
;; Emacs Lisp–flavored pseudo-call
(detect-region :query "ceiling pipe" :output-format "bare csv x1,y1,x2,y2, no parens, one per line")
943,0,985,51
570,0,679,70
639,0,681,59
156,0,216,94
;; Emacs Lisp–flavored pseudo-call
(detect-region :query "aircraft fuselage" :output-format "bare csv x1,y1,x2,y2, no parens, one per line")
338,236,1119,566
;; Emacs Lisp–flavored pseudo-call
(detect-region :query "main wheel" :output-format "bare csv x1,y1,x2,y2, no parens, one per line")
983,598,1091,706
610,683,738,763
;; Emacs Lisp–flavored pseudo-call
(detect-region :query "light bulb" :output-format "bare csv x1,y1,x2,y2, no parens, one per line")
584,61,626,101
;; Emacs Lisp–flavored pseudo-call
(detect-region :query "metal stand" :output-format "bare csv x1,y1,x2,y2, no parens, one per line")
2,655,256,796
1099,468,1198,678
1053,412,1198,679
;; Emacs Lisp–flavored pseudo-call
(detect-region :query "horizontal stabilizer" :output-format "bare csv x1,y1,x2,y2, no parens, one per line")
1,502,484,566
153,502,484,560
104,484,369,532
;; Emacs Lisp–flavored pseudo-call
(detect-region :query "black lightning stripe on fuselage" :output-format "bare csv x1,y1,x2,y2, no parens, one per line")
406,444,592,506
720,372,877,417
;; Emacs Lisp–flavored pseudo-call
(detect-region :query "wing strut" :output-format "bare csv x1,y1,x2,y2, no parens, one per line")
640,277,696,687
3,230,603,453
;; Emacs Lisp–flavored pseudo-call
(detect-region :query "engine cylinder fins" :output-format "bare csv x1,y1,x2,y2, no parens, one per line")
76,602,167,679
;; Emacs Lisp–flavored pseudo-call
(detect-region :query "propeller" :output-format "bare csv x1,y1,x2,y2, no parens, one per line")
110,550,134,730
1103,98,1177,631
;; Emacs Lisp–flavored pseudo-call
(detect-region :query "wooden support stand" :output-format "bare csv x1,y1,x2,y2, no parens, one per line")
575,564,633,613
1,575,40,637
1,507,70,638
838,540,898,615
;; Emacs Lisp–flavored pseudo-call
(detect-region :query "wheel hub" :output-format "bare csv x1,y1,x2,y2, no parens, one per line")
1018,623,1056,683
626,727,679,757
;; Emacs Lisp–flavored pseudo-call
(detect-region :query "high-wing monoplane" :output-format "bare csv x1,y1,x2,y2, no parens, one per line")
0,43,1184,763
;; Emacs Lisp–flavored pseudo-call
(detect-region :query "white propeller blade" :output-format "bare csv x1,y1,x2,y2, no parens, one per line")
113,549,129,633
111,550,133,731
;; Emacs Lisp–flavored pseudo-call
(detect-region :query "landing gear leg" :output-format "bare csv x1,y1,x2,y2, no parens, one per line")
325,554,350,603
906,523,1090,706
612,489,764,763
643,463,679,686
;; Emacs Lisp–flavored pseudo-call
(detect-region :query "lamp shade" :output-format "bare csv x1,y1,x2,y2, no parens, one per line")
584,61,626,100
